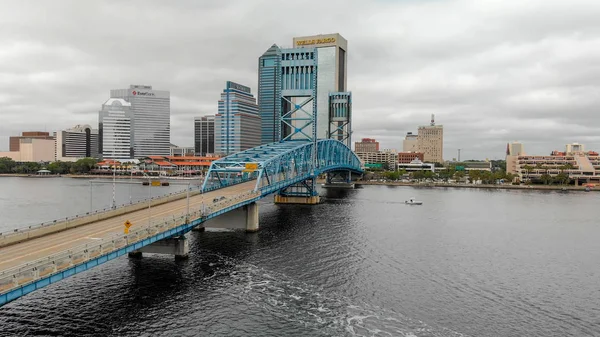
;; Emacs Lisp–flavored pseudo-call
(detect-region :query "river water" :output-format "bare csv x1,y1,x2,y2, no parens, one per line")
1,177,599,336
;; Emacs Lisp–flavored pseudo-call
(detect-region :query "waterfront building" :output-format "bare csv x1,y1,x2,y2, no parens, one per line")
55,124,99,161
398,151,424,164
9,132,54,152
258,44,282,145
506,142,600,184
110,85,170,157
99,98,133,160
137,155,220,174
397,158,435,173
402,132,418,152
215,81,261,156
356,150,398,170
416,115,444,163
0,138,55,162
194,115,215,156
355,138,380,153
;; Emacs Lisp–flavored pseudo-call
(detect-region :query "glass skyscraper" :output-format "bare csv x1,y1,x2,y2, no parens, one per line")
110,85,170,157
215,81,261,155
258,44,281,145
258,33,350,146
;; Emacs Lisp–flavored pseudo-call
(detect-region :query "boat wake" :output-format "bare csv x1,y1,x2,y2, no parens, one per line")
206,255,467,337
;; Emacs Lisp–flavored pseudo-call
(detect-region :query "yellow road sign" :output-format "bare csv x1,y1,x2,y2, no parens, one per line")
124,228,129,234
124,220,132,228
245,163,258,170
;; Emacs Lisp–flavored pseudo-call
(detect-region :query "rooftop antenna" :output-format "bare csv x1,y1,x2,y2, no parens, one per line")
430,114,435,126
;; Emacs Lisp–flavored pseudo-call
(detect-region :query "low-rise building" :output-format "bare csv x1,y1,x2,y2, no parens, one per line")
398,158,435,173
0,138,55,162
398,152,424,164
356,150,398,170
506,142,600,184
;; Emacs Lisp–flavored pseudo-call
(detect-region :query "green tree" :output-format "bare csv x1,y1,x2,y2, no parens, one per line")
70,158,98,174
0,157,17,173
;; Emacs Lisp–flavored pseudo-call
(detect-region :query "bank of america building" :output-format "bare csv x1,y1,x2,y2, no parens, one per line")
258,33,351,146
215,81,261,155
110,85,170,157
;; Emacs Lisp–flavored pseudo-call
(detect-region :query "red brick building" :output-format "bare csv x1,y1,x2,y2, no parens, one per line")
398,152,424,164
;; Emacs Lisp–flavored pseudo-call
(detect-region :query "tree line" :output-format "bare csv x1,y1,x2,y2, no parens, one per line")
0,157,98,174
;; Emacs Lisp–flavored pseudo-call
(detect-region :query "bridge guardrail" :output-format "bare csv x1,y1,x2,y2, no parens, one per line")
0,187,202,247
0,190,260,296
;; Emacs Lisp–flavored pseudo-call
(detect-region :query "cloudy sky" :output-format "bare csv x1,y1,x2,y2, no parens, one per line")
1,0,599,160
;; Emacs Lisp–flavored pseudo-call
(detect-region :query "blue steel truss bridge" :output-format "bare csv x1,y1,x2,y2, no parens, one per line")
0,139,362,306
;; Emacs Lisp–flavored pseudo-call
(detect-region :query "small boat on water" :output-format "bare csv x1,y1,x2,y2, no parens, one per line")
405,198,423,205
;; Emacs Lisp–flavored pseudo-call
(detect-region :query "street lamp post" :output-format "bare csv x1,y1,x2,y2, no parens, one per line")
186,182,190,221
89,180,93,213
111,162,116,210
148,175,152,226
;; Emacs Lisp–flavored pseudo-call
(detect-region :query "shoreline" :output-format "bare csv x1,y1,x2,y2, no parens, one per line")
354,181,595,192
0,173,204,180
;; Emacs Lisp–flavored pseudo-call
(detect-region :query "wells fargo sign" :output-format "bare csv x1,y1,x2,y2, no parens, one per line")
296,37,336,46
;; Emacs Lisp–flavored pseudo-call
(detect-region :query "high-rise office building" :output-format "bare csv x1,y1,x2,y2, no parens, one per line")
403,132,418,152
99,98,133,160
215,81,261,155
194,115,215,156
258,33,351,146
258,44,282,145
417,115,444,163
55,124,99,160
9,132,54,152
110,85,170,157
293,33,348,141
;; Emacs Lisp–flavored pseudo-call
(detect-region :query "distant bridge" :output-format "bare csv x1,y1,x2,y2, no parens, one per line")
0,139,362,306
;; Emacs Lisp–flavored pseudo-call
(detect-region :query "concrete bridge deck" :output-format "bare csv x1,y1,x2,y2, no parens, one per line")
0,181,256,274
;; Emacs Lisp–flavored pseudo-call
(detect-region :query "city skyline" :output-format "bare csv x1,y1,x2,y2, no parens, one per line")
1,1,599,160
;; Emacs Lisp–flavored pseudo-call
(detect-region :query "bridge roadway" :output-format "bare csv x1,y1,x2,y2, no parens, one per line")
0,181,256,273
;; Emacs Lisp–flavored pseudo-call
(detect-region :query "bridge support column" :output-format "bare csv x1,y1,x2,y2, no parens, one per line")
203,202,260,232
132,236,189,260
246,202,259,232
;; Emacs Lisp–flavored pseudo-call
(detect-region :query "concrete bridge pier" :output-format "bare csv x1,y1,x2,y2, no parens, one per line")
202,202,259,232
274,177,321,205
128,236,189,260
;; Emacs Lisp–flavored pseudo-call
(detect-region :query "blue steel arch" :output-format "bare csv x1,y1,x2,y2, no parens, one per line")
202,139,363,196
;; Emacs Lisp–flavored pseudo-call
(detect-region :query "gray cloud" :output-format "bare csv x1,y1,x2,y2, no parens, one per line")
1,0,599,160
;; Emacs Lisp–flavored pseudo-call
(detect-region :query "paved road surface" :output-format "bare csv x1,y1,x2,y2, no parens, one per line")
0,181,257,273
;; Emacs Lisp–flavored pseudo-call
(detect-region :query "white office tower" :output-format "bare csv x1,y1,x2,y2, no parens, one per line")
99,98,133,160
110,85,171,157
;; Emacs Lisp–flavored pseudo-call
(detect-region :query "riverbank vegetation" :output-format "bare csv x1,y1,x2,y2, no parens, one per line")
0,157,97,174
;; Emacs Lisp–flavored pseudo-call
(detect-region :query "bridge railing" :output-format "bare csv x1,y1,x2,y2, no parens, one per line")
0,190,260,296
0,187,201,243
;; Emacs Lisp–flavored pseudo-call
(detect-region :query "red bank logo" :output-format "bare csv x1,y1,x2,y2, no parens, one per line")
131,91,155,97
